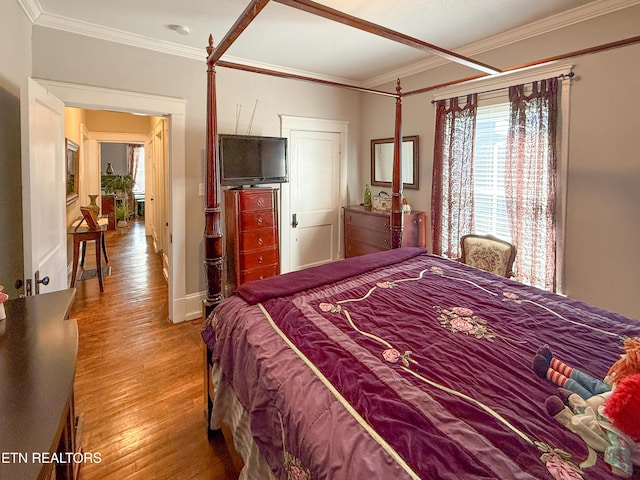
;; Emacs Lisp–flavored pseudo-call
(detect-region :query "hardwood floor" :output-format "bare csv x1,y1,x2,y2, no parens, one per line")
70,219,240,480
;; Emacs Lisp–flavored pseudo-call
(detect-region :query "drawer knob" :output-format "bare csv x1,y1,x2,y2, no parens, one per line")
257,217,263,226
383,239,389,246
258,238,263,245
257,198,264,206
258,256,264,264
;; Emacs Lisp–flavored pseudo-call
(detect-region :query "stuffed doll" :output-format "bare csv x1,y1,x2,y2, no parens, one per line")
533,339,640,478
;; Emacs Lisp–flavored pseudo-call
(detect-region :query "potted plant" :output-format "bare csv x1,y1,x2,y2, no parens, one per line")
115,201,132,228
102,174,135,198
103,175,135,228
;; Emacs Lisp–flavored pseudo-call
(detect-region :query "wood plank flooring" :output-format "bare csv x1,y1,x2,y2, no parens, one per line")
70,220,241,480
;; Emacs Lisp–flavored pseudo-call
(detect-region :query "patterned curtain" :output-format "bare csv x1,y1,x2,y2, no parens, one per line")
127,144,140,181
506,78,558,290
431,94,477,258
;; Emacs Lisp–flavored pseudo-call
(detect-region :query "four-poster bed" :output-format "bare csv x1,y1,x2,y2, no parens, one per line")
202,0,506,311
201,1,640,478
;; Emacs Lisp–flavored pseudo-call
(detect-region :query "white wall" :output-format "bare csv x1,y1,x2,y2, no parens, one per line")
30,27,362,297
0,0,32,297
360,5,640,319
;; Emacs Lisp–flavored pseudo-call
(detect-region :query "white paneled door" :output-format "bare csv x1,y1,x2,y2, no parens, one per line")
20,79,68,293
287,130,342,272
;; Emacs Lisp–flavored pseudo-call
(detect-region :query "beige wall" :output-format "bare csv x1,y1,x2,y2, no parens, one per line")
30,27,362,298
84,110,153,134
64,107,85,144
64,107,85,243
360,5,640,319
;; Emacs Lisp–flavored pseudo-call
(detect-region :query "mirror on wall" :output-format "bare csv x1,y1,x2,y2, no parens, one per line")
370,135,419,190
65,138,79,204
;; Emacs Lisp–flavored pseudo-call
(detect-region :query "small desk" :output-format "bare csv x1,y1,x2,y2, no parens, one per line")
69,223,107,292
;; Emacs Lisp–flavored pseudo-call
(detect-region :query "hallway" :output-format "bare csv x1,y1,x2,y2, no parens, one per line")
70,220,240,479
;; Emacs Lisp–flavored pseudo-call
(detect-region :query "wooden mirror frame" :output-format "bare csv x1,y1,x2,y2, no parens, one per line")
370,135,419,190
65,138,79,204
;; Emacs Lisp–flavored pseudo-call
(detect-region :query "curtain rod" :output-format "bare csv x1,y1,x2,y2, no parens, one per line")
429,72,574,104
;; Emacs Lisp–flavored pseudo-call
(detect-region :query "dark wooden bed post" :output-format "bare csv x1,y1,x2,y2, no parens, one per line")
390,79,404,249
203,34,224,316
202,2,272,319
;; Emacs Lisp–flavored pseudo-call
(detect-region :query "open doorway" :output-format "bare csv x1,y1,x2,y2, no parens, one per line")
40,78,188,322
78,113,169,281
75,112,157,239
66,110,169,301
100,142,145,229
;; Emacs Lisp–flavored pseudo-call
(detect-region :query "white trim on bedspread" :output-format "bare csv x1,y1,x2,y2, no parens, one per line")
210,363,277,480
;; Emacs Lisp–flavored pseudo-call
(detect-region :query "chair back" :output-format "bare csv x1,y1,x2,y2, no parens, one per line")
460,234,516,278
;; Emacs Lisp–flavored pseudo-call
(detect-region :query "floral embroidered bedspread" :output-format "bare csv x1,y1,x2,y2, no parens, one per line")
203,248,640,480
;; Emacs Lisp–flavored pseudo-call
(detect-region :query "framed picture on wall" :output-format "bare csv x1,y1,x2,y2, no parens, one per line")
66,138,79,204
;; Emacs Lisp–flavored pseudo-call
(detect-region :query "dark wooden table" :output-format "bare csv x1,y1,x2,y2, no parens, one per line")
69,224,107,292
0,289,78,480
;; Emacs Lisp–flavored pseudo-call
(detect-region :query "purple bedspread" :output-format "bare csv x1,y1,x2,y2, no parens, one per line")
203,249,640,480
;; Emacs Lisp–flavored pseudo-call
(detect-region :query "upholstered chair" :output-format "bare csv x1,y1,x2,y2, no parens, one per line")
459,234,516,278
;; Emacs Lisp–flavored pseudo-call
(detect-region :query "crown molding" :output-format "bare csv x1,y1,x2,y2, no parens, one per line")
17,0,42,23
363,0,640,87
21,0,640,89
36,12,206,60
31,11,363,88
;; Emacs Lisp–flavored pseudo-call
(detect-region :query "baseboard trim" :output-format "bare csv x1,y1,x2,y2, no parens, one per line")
171,291,207,323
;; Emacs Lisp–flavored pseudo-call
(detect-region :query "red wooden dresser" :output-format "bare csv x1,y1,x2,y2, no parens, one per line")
225,188,280,290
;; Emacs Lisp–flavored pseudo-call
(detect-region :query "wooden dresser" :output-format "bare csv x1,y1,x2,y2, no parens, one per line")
225,187,280,289
343,205,426,258
1,289,80,480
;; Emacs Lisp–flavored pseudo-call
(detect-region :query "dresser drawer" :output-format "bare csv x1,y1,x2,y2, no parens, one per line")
345,226,390,249
226,188,280,290
344,210,389,231
238,227,279,251
240,264,279,283
239,247,279,271
345,241,385,258
239,210,276,231
401,213,425,247
238,190,275,212
343,205,426,258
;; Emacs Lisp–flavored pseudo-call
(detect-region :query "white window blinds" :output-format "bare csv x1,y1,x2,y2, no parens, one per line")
473,103,511,242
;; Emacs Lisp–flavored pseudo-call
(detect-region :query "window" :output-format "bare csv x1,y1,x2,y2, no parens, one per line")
431,64,572,292
132,146,145,194
473,104,510,242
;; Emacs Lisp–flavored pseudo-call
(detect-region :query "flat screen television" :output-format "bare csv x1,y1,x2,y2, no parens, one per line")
219,134,288,186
